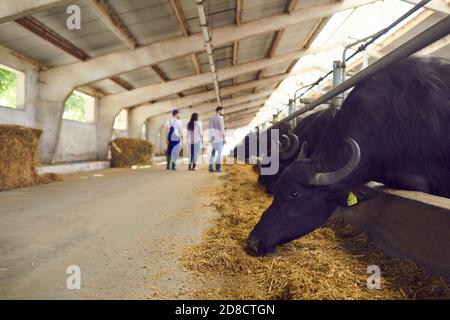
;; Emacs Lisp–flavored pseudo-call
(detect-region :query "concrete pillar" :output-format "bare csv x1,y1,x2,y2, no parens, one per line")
129,107,144,139
35,81,72,163
96,104,123,160
146,114,169,156
145,119,152,142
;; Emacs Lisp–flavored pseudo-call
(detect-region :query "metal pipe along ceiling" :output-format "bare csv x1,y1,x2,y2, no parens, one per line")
273,14,450,129
196,0,222,106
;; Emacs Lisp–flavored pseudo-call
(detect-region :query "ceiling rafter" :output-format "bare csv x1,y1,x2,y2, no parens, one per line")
168,0,206,93
100,43,338,110
14,15,133,92
87,0,138,49
269,16,328,95
285,17,328,73
257,0,298,81
151,64,170,82
87,0,175,94
232,0,243,89
15,16,89,61
42,0,379,89
0,43,107,97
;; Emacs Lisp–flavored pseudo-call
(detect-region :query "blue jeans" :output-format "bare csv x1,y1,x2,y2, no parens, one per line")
209,142,224,167
189,143,200,165
167,140,180,162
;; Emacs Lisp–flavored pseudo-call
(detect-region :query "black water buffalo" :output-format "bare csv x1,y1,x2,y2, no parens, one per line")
247,56,450,255
258,108,335,194
231,121,291,162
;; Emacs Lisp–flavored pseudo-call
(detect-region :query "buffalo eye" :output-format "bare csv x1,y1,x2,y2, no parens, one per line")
288,191,300,200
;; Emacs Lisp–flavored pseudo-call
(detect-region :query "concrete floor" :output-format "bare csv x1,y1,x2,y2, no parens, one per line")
0,163,221,299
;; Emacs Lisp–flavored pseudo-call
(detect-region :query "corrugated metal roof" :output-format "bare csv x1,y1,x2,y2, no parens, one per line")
110,0,182,45
0,0,446,128
157,55,196,80
120,66,162,87
0,0,325,98
91,79,125,95
182,0,236,34
242,0,286,21
238,33,273,64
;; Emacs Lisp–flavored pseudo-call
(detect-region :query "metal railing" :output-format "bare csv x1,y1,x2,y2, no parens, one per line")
291,0,433,104
272,13,449,129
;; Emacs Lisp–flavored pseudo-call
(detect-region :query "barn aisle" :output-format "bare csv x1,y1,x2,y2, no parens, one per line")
0,163,221,299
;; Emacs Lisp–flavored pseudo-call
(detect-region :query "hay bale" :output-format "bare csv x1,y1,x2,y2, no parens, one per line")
0,125,62,191
110,138,153,168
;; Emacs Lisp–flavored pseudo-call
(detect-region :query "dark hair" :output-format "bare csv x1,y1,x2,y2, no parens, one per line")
172,109,179,116
216,106,224,112
187,113,199,131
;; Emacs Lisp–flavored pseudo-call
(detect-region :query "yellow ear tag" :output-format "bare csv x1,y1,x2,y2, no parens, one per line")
347,192,358,207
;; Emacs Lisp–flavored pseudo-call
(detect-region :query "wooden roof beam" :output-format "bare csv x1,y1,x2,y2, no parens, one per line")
169,0,206,93
15,15,134,92
42,0,378,88
256,0,297,84
130,78,282,124
15,16,90,61
232,0,243,88
89,0,176,93
0,43,107,97
87,0,138,49
100,43,338,110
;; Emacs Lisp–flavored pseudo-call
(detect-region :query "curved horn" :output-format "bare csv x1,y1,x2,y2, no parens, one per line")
309,138,361,186
280,133,301,161
279,134,291,153
297,141,308,161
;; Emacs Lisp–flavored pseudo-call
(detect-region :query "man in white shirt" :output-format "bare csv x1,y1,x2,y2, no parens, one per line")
208,106,226,172
164,109,183,170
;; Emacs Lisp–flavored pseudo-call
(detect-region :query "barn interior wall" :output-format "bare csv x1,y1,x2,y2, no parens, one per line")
0,46,133,163
54,120,99,162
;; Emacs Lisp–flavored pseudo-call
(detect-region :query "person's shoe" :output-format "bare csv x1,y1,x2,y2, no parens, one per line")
192,164,198,171
166,159,170,170
208,164,214,172
188,164,192,171
216,164,222,172
171,162,177,171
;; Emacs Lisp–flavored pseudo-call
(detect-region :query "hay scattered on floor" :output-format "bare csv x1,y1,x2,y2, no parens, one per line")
179,165,450,299
110,138,153,168
0,125,62,191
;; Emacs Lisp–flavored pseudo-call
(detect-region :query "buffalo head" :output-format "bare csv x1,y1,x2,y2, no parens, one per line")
247,138,362,255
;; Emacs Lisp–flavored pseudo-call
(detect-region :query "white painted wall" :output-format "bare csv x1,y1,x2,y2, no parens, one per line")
0,46,132,163
54,120,98,162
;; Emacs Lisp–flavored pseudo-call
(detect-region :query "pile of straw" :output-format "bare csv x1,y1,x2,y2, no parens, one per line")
0,125,62,191
110,138,153,168
180,165,450,299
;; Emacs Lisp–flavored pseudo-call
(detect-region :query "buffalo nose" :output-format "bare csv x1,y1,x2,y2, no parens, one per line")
246,234,261,255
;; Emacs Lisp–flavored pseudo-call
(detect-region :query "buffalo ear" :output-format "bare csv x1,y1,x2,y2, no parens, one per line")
297,141,308,160
326,185,379,207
